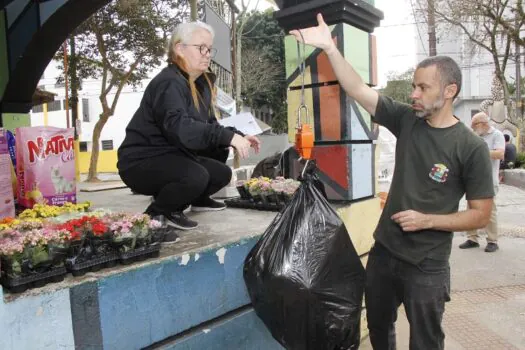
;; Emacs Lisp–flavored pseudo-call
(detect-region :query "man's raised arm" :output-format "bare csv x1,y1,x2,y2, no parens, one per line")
290,14,379,115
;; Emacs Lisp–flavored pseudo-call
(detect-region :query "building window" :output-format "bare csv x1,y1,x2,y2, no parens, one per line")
47,100,62,112
79,141,88,152
62,99,72,110
471,109,480,117
101,140,114,151
32,104,43,113
82,98,90,122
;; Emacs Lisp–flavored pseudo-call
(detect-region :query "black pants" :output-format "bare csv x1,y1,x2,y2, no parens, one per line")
365,243,450,350
120,149,231,213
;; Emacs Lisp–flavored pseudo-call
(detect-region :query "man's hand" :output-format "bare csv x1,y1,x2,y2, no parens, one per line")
391,210,433,232
289,14,336,53
245,135,261,154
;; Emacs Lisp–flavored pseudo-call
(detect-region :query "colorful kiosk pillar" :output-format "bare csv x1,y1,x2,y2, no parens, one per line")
275,0,384,337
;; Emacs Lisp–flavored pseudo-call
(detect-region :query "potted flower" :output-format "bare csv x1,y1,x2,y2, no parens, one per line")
235,180,251,199
106,213,162,264
0,221,70,293
59,215,116,276
268,181,284,204
248,179,263,203
258,179,273,204
282,179,301,202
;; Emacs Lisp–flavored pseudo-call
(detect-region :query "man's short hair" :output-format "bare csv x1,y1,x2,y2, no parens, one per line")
417,56,462,98
504,134,510,142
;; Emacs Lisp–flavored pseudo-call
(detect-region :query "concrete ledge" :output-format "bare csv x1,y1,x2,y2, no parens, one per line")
0,199,377,349
0,209,276,350
503,169,525,190
155,307,282,350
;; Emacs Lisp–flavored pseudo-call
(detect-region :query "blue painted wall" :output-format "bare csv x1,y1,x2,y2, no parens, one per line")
164,308,284,350
0,288,75,350
98,238,259,349
0,236,280,350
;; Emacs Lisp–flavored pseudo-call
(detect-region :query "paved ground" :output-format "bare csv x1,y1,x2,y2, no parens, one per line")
78,183,525,350
361,184,525,350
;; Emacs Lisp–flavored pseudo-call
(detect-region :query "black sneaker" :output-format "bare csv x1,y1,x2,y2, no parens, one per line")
191,198,226,212
165,212,198,230
485,242,499,253
459,240,480,249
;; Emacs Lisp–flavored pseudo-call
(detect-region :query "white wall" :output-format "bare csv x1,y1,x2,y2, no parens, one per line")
30,63,151,152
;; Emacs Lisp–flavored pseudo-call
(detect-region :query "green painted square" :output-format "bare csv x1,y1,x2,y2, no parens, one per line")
343,24,370,84
284,25,337,80
285,35,316,80
0,11,9,99
2,113,31,132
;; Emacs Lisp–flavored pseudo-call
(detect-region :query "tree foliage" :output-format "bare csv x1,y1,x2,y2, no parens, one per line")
56,0,187,181
239,10,287,133
380,69,414,105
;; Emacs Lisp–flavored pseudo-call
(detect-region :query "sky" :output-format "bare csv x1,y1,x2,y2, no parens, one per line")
239,0,419,87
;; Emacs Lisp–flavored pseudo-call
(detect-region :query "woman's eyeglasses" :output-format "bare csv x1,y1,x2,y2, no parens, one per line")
184,44,217,58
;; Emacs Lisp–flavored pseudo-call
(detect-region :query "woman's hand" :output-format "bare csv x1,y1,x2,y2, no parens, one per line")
244,135,261,154
230,134,251,159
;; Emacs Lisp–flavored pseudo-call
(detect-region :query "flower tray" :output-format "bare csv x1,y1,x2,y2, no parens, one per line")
0,266,67,294
224,198,285,212
119,244,161,265
65,253,119,277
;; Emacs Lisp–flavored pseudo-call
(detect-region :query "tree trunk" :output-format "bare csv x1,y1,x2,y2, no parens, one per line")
190,0,198,21
235,31,243,111
427,0,437,56
70,36,79,139
86,113,110,182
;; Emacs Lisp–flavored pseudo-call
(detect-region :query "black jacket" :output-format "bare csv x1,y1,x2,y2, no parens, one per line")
117,63,239,171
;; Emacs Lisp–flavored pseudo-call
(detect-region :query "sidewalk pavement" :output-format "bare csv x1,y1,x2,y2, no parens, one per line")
361,184,525,350
78,183,525,350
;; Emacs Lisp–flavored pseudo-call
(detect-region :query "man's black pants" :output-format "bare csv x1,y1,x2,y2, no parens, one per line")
365,242,451,350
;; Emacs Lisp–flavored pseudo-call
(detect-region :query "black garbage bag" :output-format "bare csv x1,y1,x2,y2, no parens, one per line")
243,171,366,350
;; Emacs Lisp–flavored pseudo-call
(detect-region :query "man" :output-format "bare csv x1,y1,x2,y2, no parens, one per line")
459,113,505,252
290,14,494,349
502,134,517,169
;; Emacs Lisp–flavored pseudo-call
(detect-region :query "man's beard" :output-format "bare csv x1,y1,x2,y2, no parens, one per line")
413,96,445,119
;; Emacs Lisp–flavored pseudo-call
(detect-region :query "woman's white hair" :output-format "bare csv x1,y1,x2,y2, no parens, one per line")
167,21,215,62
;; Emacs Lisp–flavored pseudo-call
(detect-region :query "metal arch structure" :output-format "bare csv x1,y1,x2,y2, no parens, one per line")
0,0,240,128
0,0,111,124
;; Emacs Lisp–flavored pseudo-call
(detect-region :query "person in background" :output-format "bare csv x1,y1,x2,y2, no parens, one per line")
459,112,505,252
290,14,494,349
117,21,260,235
501,134,517,169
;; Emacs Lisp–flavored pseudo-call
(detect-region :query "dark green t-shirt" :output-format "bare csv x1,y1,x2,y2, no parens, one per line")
372,96,494,265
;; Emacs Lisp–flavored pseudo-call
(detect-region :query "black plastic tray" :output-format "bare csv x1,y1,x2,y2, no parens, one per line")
1,266,67,293
119,244,161,265
65,253,119,277
225,198,285,212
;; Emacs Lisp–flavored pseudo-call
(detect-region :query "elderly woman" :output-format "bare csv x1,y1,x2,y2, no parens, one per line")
118,21,260,234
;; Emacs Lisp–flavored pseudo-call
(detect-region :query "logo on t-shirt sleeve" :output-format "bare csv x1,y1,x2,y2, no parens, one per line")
429,163,449,183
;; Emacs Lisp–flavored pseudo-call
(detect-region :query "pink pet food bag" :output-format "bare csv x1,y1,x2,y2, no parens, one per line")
16,126,76,208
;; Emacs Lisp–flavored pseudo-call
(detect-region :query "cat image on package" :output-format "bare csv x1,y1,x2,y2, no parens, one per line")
16,126,77,208
51,166,75,194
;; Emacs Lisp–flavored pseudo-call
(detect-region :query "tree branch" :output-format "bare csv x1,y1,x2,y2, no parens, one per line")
110,55,144,114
